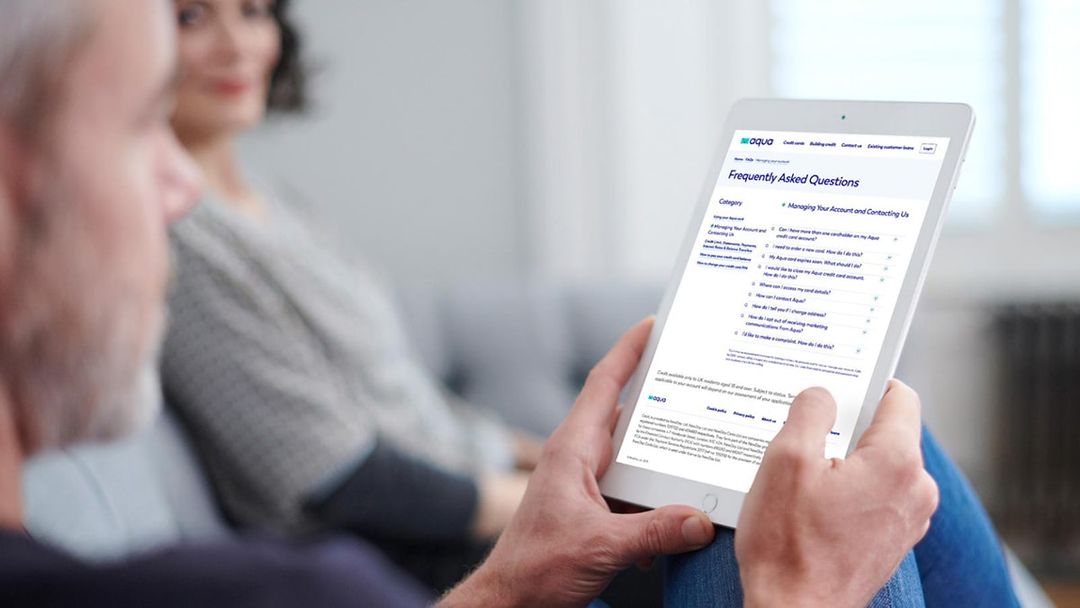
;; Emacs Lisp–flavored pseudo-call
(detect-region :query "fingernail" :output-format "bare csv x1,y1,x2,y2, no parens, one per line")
681,515,712,547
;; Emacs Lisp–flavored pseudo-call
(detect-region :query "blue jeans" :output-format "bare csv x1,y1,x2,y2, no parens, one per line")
663,426,1021,607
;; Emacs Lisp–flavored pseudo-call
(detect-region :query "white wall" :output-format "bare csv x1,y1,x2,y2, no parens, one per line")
239,1,1080,294
240,0,526,288
239,1,774,286
518,1,771,280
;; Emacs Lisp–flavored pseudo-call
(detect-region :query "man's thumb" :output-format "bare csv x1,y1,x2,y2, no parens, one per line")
613,506,714,564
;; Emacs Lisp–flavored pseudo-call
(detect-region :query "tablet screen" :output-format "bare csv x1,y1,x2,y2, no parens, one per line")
615,129,951,492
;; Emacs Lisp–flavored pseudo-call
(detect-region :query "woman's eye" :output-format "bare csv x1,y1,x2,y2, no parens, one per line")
242,0,275,19
177,5,205,27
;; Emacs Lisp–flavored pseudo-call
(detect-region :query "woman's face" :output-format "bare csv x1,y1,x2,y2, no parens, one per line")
170,0,281,142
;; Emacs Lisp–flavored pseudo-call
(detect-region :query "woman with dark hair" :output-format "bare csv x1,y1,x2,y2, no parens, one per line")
162,0,537,587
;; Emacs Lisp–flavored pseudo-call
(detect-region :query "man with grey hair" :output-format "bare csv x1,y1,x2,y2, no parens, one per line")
0,0,168,451
0,0,944,606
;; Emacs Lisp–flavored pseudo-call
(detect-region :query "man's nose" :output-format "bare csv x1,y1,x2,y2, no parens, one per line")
161,130,203,225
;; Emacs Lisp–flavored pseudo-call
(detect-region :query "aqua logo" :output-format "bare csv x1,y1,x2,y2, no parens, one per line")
743,137,774,147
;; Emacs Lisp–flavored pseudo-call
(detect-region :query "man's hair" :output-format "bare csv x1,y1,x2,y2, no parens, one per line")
0,0,122,454
0,0,94,141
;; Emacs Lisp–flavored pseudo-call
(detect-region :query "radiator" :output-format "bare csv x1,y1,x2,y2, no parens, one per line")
994,304,1080,573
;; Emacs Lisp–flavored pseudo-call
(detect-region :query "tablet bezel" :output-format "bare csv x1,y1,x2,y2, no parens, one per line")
599,99,975,528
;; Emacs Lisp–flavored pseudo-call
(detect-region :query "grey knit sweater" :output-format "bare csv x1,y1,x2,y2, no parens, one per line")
161,192,513,534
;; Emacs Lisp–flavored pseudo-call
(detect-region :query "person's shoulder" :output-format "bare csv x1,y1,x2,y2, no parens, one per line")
167,195,267,291
0,532,431,608
0,532,97,606
127,535,435,607
0,529,80,573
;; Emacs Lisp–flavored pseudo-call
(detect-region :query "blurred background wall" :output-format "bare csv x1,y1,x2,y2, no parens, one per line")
241,0,775,286
240,0,1079,587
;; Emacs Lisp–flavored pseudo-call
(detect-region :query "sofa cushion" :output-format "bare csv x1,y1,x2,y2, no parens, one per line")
395,282,663,435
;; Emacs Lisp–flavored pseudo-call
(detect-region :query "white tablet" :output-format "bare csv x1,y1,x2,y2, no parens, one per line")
599,99,974,528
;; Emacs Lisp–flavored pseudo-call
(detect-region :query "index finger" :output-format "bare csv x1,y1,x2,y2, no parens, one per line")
855,378,922,452
769,386,838,459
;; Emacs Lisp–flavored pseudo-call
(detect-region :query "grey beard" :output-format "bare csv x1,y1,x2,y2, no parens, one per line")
82,358,164,444
78,301,168,445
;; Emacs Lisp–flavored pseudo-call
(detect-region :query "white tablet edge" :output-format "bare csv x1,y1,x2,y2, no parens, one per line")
599,98,975,528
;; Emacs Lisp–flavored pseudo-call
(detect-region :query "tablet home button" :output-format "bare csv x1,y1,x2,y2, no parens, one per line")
702,493,719,514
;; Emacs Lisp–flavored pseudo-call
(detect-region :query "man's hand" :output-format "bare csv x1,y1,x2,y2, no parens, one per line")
443,318,715,607
736,381,939,607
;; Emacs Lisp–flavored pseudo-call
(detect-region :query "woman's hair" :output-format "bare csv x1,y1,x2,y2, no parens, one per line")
266,0,307,113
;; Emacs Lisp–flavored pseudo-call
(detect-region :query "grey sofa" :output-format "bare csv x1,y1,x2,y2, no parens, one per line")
22,282,1050,605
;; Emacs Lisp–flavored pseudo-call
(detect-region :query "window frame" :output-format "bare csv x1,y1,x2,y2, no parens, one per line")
766,0,1080,299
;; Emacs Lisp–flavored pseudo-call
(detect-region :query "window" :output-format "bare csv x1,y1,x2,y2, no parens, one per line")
772,0,1080,222
1022,0,1080,215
